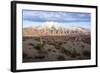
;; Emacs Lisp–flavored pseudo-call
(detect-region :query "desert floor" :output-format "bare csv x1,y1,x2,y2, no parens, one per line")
23,35,91,63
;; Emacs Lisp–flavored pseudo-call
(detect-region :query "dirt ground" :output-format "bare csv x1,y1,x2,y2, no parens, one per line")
23,35,91,63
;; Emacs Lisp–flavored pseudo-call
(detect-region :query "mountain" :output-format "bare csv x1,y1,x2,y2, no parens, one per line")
23,22,90,37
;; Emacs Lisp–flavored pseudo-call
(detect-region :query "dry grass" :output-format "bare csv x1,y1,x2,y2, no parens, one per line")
23,35,91,62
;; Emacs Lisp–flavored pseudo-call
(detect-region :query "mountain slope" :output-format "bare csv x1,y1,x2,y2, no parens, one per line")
23,22,90,37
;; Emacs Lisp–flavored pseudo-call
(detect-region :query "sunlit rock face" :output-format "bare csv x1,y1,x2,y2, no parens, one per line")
23,21,90,37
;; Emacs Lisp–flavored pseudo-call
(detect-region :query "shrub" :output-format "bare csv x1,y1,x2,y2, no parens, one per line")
34,43,45,51
27,57,32,59
34,56,45,59
71,48,80,58
34,38,40,41
34,44,41,51
23,52,27,58
57,55,66,60
83,50,90,57
62,48,71,56
28,43,34,46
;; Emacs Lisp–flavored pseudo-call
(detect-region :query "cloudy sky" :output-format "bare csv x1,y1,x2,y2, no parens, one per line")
22,10,91,29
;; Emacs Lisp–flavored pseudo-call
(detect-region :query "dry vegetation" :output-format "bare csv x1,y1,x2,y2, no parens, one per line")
23,34,91,63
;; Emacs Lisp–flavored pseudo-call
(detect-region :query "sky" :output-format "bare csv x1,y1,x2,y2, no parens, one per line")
22,10,91,29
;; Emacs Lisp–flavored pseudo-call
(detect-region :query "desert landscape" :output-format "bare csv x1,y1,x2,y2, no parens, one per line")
22,10,91,63
22,23,91,63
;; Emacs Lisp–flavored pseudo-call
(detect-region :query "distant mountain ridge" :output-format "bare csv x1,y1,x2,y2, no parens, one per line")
23,22,90,37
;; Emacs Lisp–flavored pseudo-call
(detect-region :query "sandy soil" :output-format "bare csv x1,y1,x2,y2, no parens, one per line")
22,35,91,63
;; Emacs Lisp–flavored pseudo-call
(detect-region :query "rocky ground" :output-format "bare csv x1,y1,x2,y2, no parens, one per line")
22,35,91,63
